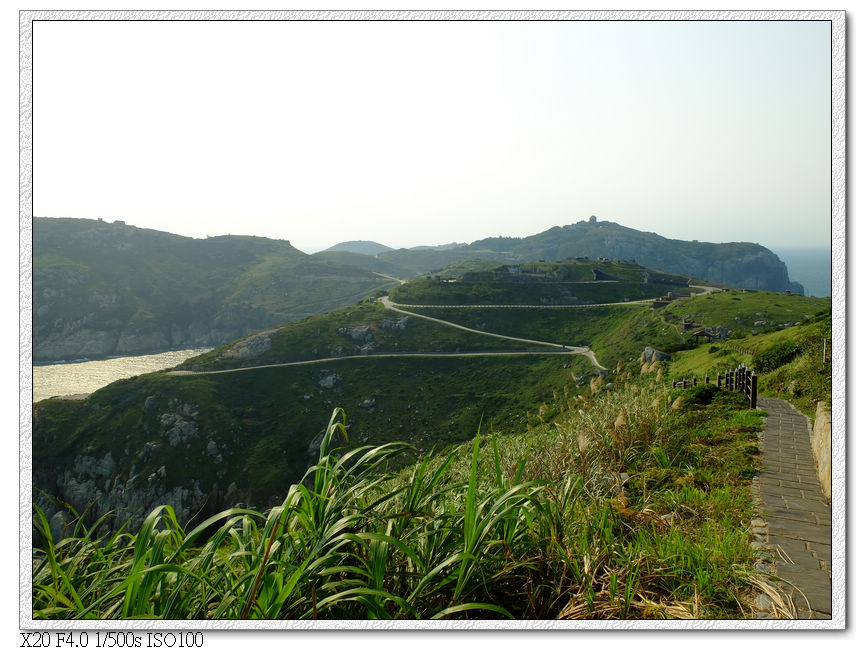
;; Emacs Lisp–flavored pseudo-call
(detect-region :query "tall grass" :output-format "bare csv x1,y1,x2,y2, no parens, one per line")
34,377,774,620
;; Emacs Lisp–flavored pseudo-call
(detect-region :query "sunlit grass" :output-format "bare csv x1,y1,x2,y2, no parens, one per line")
35,365,780,620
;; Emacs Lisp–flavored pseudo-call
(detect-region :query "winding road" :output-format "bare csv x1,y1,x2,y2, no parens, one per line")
379,296,605,370
167,283,719,378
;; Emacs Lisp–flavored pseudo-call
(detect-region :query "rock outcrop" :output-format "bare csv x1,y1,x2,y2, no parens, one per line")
640,346,671,364
219,328,278,361
33,397,245,538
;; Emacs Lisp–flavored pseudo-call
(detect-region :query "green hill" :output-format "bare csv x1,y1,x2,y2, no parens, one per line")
389,259,692,307
463,218,800,292
32,256,830,560
371,217,801,293
322,240,394,255
32,269,834,619
34,217,804,363
34,218,399,362
662,290,825,336
667,307,831,416
310,249,414,280
176,300,555,372
34,324,797,620
34,355,592,530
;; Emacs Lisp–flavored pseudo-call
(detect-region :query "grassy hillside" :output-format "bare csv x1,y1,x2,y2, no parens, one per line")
310,250,415,280
667,308,832,417
33,259,836,620
399,305,635,348
465,218,796,292
34,355,593,518
322,240,394,255
34,218,398,361
390,259,691,307
662,290,828,337
395,287,831,373
376,246,503,275
176,301,555,371
433,258,504,278
370,218,797,292
34,358,774,619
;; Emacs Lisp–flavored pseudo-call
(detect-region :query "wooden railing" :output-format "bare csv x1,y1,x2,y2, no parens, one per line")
671,365,758,408
720,364,758,409
671,375,711,389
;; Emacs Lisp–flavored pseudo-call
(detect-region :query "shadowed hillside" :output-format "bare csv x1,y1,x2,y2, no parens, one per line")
34,218,399,362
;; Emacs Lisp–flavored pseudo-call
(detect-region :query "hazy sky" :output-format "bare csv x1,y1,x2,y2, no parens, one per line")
32,18,832,253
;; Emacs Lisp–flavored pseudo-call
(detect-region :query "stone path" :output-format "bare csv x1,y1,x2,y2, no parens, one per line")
752,396,832,619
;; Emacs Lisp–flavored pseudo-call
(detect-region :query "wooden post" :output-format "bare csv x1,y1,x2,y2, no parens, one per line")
750,373,758,409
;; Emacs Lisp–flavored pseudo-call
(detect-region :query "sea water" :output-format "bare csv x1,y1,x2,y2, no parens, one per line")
32,348,211,403
773,246,832,298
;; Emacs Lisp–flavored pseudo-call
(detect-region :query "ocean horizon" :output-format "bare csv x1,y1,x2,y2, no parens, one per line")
771,246,831,298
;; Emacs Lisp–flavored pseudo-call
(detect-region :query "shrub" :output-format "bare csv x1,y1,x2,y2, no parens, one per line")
680,384,720,407
752,340,800,373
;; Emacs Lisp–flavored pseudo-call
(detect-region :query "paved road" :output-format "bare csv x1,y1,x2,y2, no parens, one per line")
381,282,717,311
383,299,652,309
169,282,721,378
752,397,832,619
167,349,580,376
378,297,605,371
688,284,724,296
371,272,407,285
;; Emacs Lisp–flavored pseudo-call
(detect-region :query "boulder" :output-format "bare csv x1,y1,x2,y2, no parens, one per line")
640,346,670,363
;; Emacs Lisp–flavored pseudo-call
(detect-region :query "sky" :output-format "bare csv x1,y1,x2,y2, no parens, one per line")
31,18,832,253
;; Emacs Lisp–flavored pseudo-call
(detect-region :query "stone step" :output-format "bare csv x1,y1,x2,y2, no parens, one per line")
774,564,832,616
753,397,834,621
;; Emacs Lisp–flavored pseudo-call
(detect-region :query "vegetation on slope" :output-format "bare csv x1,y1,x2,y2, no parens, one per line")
661,291,829,339
394,300,696,370
431,258,505,279
310,250,414,279
667,309,831,418
398,305,637,351
321,240,395,255
34,364,774,620
463,218,797,292
371,218,799,292
177,301,554,372
34,218,398,361
33,272,834,620
389,259,690,307
34,355,594,523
